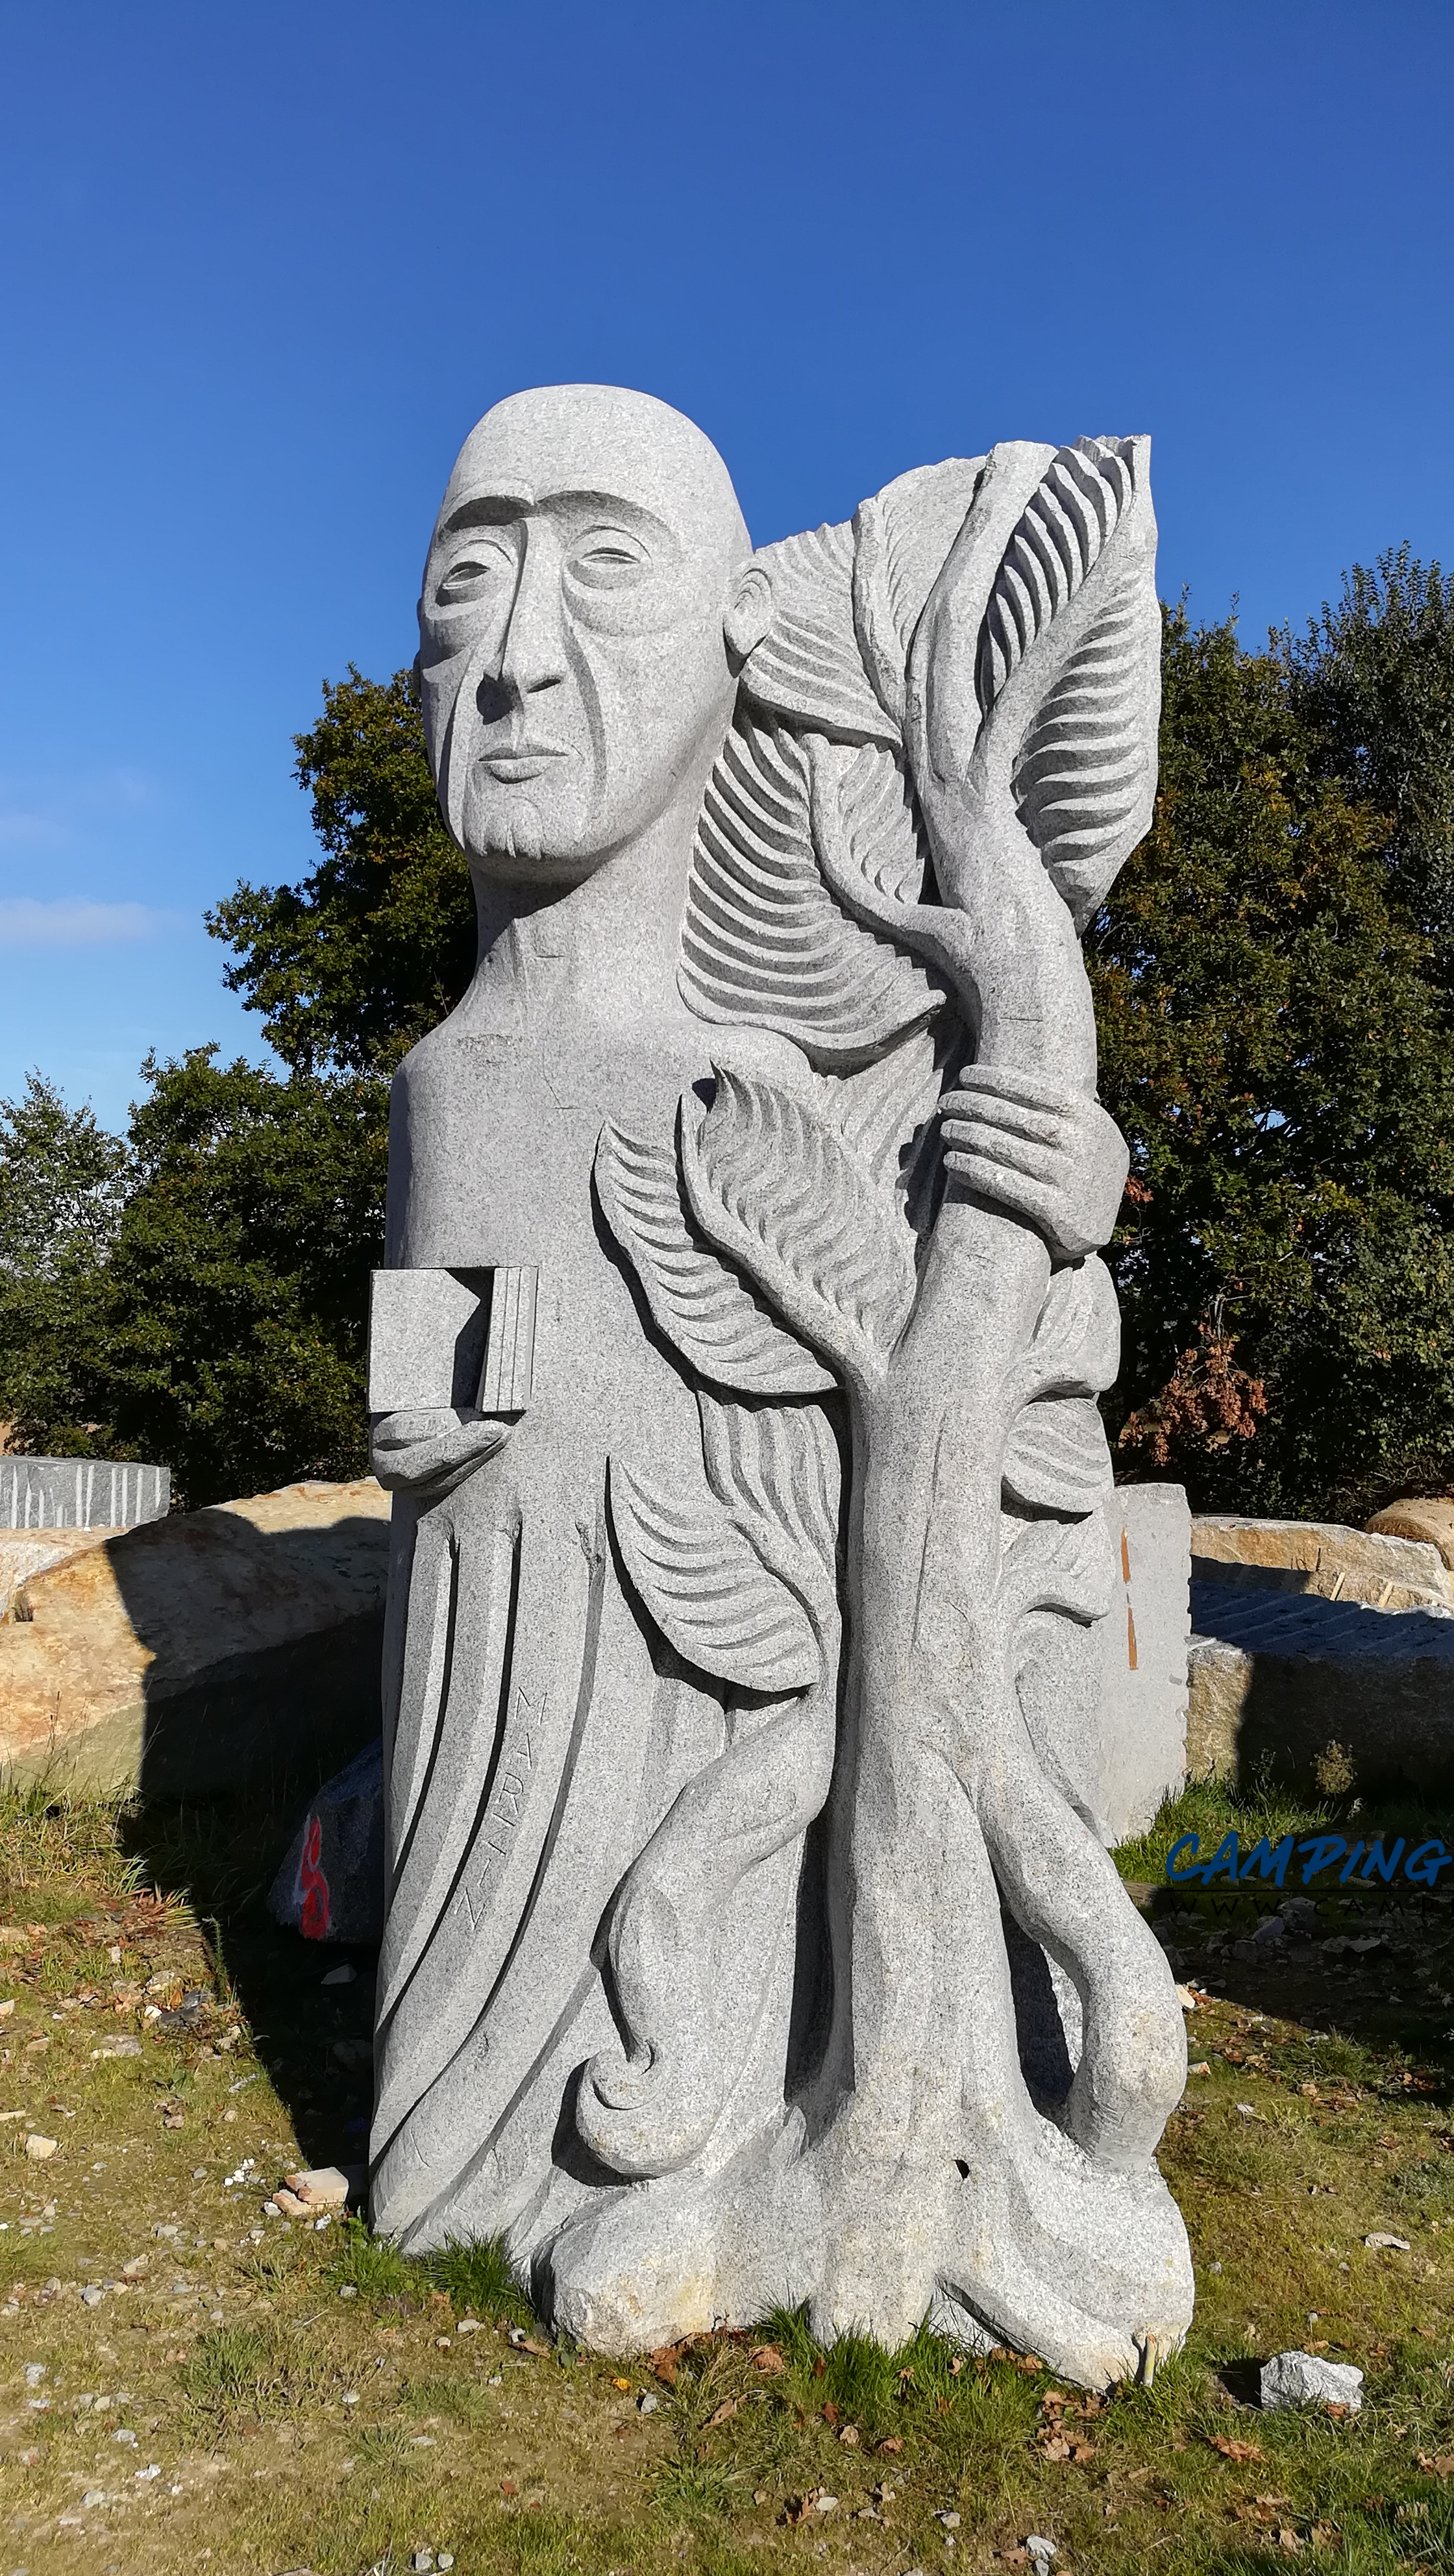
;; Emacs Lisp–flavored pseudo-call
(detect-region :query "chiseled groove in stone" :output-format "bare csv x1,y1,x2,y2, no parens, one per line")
387,1521,458,1884
399,1957,602,2253
375,1518,521,2041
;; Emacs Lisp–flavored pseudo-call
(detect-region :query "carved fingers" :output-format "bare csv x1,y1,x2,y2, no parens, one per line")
938,1067,1129,1263
369,1406,513,1496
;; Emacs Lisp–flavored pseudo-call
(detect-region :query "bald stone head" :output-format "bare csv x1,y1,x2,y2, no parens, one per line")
418,386,766,886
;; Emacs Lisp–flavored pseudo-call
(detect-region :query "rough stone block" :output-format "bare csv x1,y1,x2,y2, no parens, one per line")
0,1478,391,1793
1260,2349,1363,2412
1368,1498,1454,1574
1094,1485,1190,1842
0,1455,167,1530
1188,1579,1454,1792
1194,1512,1452,1612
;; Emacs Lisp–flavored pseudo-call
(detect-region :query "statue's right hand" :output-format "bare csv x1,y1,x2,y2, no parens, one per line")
369,1407,513,1496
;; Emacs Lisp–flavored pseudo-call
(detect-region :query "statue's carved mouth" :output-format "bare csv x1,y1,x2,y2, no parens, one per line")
478,743,569,783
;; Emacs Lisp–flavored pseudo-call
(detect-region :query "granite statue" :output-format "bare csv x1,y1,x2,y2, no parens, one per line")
367,384,1191,2387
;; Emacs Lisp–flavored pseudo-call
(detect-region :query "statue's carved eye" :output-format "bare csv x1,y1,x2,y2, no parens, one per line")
434,543,515,607
569,529,650,591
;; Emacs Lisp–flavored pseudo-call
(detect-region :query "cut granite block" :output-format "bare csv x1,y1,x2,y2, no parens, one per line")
1189,1578,1454,1792
0,1456,168,1531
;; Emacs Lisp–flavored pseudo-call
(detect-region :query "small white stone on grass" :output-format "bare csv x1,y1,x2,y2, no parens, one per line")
1260,2350,1363,2412
636,2390,658,2412
1364,2232,1411,2252
23,2135,56,2161
23,2363,45,2385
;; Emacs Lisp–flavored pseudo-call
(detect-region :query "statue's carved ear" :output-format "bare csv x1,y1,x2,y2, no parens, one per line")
723,564,772,667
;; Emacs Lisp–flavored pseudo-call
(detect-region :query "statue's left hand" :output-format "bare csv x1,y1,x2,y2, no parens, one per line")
938,1069,1129,1263
370,1406,514,1496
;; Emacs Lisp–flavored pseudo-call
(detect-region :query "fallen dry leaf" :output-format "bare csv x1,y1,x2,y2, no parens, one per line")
1417,2451,1454,2477
704,2399,738,2431
822,2399,839,2427
650,2344,680,2385
500,2479,517,2497
750,2343,785,2374
877,2435,904,2455
1212,2435,1266,2463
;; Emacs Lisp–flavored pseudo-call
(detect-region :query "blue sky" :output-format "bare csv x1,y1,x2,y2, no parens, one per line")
2,0,1451,1130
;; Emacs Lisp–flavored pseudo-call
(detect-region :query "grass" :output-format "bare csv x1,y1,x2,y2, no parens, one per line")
7,1775,1454,2571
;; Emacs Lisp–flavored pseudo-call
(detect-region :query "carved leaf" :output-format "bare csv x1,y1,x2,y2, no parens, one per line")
595,1120,833,1397
681,1067,918,1389
739,520,900,747
1011,1257,1121,1409
610,1456,822,1694
679,715,939,1069
825,736,931,905
976,440,1135,715
854,456,985,672
1002,1394,1113,1517
698,1393,841,1602
1001,1506,1116,1631
815,1020,945,1191
972,436,1159,927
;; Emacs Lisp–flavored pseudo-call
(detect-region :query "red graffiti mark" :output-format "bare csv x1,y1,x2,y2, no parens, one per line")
299,1813,330,1940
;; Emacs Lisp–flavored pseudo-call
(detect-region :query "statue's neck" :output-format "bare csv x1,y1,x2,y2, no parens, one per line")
467,776,704,1036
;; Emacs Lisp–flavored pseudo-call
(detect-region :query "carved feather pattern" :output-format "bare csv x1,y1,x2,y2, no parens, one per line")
976,438,1135,715
678,714,939,1069
740,521,899,748
1001,1394,1113,1517
681,1067,918,1389
595,1119,833,1397
609,1457,823,1694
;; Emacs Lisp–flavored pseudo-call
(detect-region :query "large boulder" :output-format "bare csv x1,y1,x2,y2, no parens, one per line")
1367,1498,1454,1575
1194,1511,1453,1612
0,1479,391,1795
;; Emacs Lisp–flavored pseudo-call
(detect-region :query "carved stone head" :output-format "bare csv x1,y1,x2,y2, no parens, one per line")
419,384,761,887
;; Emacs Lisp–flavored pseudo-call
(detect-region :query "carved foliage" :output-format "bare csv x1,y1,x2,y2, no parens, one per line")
679,714,938,1068
681,1067,918,1392
595,1118,833,1398
610,1398,840,1698
972,437,1159,929
1002,1258,1119,1522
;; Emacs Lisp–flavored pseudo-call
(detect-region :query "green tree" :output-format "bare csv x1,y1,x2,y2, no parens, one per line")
1284,548,1454,961
206,665,475,1074
85,1048,388,1508
0,1074,130,1452
1092,606,1454,1520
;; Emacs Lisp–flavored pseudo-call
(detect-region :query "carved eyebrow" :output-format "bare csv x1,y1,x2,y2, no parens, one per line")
441,492,532,532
